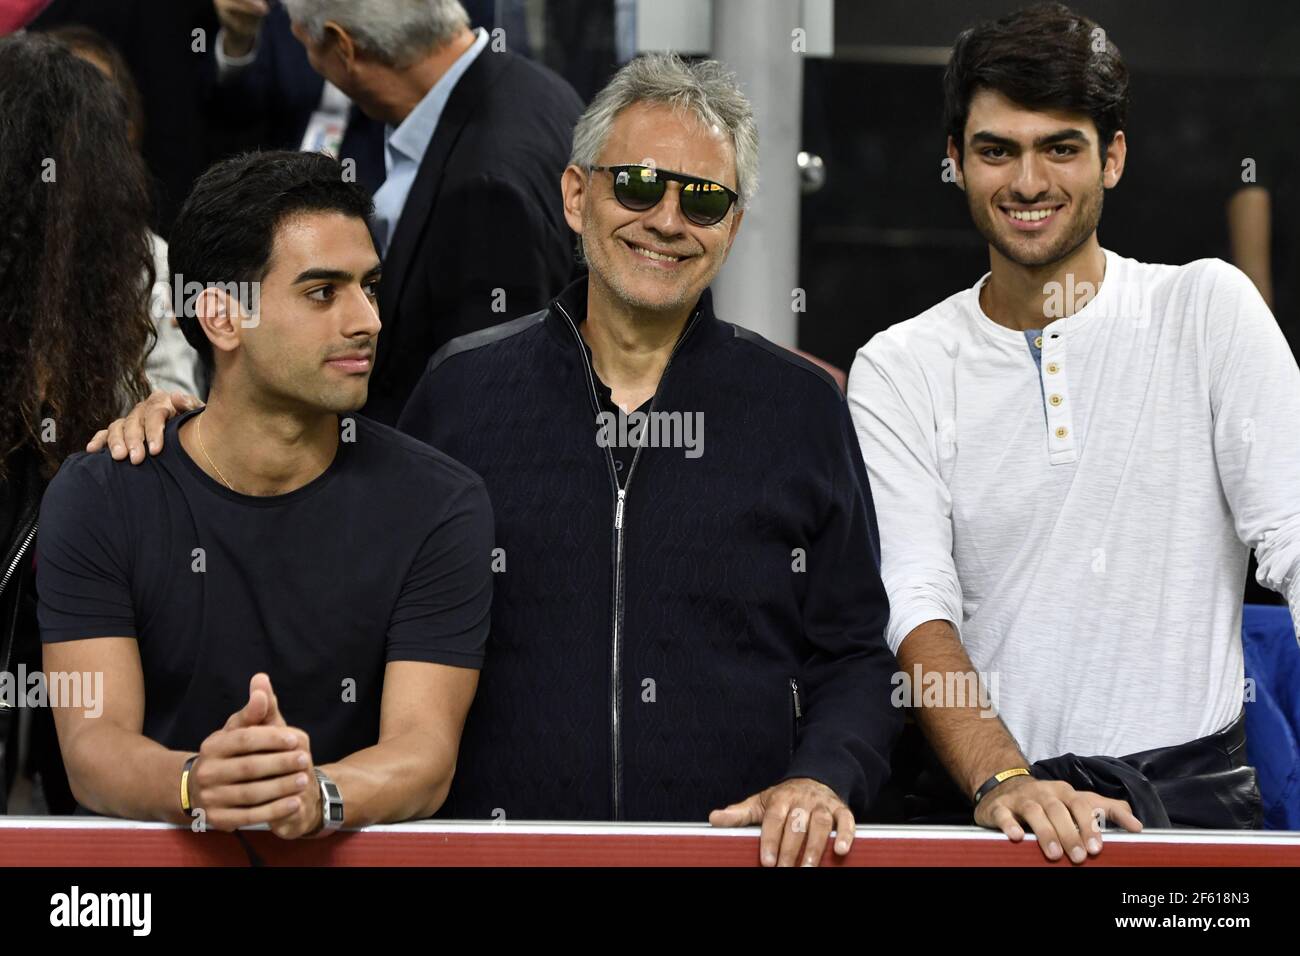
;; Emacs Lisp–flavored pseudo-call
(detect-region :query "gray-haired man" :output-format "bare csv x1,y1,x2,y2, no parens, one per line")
395,53,901,866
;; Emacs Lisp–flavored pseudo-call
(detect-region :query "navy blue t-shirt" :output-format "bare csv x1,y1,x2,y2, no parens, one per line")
36,408,493,764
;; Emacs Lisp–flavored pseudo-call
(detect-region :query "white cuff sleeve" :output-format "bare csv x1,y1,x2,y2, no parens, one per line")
214,27,260,78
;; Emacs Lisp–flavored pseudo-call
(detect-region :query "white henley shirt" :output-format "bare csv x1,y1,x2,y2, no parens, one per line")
848,249,1300,761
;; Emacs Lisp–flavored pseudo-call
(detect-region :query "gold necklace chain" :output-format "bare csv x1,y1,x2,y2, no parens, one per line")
195,414,236,491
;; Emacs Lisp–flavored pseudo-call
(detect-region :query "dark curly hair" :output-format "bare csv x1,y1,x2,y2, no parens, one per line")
41,24,147,151
0,33,155,481
943,2,1130,165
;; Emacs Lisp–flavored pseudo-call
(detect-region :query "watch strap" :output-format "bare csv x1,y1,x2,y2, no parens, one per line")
312,767,344,834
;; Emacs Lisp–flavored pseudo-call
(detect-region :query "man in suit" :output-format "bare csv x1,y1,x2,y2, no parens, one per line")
282,0,585,424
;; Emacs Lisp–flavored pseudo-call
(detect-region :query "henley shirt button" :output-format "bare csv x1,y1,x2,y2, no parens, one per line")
1034,335,1044,348
1055,426,1069,439
1047,362,1060,374
1049,394,1063,406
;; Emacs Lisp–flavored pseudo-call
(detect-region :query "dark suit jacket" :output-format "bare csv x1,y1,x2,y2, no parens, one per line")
364,48,585,425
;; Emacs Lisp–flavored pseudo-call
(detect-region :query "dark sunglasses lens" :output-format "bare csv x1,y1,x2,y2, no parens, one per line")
612,167,665,210
680,181,733,225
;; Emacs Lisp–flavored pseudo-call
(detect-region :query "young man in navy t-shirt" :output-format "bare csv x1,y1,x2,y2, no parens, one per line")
37,150,492,838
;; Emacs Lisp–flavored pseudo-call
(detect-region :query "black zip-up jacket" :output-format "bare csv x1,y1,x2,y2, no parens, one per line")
398,278,902,821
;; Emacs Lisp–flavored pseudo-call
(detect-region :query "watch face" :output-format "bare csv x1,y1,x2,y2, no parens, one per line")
328,804,345,823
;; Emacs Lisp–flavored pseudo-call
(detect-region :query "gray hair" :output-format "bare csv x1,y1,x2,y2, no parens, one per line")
570,53,759,210
281,0,470,67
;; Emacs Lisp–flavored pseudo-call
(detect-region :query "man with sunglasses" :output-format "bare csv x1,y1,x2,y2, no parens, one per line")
89,53,900,867
394,51,900,867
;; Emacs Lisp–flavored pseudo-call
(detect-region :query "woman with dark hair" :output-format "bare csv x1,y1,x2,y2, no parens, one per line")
0,32,156,813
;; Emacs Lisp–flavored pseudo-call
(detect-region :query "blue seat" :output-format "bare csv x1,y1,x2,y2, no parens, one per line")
1242,604,1300,829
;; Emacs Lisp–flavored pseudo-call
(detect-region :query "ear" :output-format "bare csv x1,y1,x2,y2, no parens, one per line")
193,286,243,363
561,164,588,237
1102,130,1127,189
946,136,965,191
322,21,356,71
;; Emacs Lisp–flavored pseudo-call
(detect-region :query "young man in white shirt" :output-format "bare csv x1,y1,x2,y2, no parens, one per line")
848,2,1295,861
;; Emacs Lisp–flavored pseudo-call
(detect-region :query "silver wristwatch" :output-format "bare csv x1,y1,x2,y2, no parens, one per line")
313,767,344,834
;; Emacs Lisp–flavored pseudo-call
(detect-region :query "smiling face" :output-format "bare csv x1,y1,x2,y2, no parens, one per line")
949,88,1125,268
207,210,383,414
562,101,744,316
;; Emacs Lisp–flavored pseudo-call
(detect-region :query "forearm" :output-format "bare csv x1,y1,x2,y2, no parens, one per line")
320,730,456,828
1226,188,1274,310
897,619,1027,798
62,724,192,825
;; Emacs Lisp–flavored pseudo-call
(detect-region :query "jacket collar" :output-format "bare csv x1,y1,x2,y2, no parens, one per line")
545,275,719,357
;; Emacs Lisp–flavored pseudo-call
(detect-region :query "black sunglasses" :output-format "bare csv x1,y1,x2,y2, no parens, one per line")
589,164,739,226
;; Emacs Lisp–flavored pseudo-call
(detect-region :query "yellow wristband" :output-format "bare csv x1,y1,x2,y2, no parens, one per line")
180,754,200,813
973,766,1031,805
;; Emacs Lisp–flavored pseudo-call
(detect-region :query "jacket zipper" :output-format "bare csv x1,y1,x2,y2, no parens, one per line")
555,299,702,820
789,676,803,759
0,519,38,704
